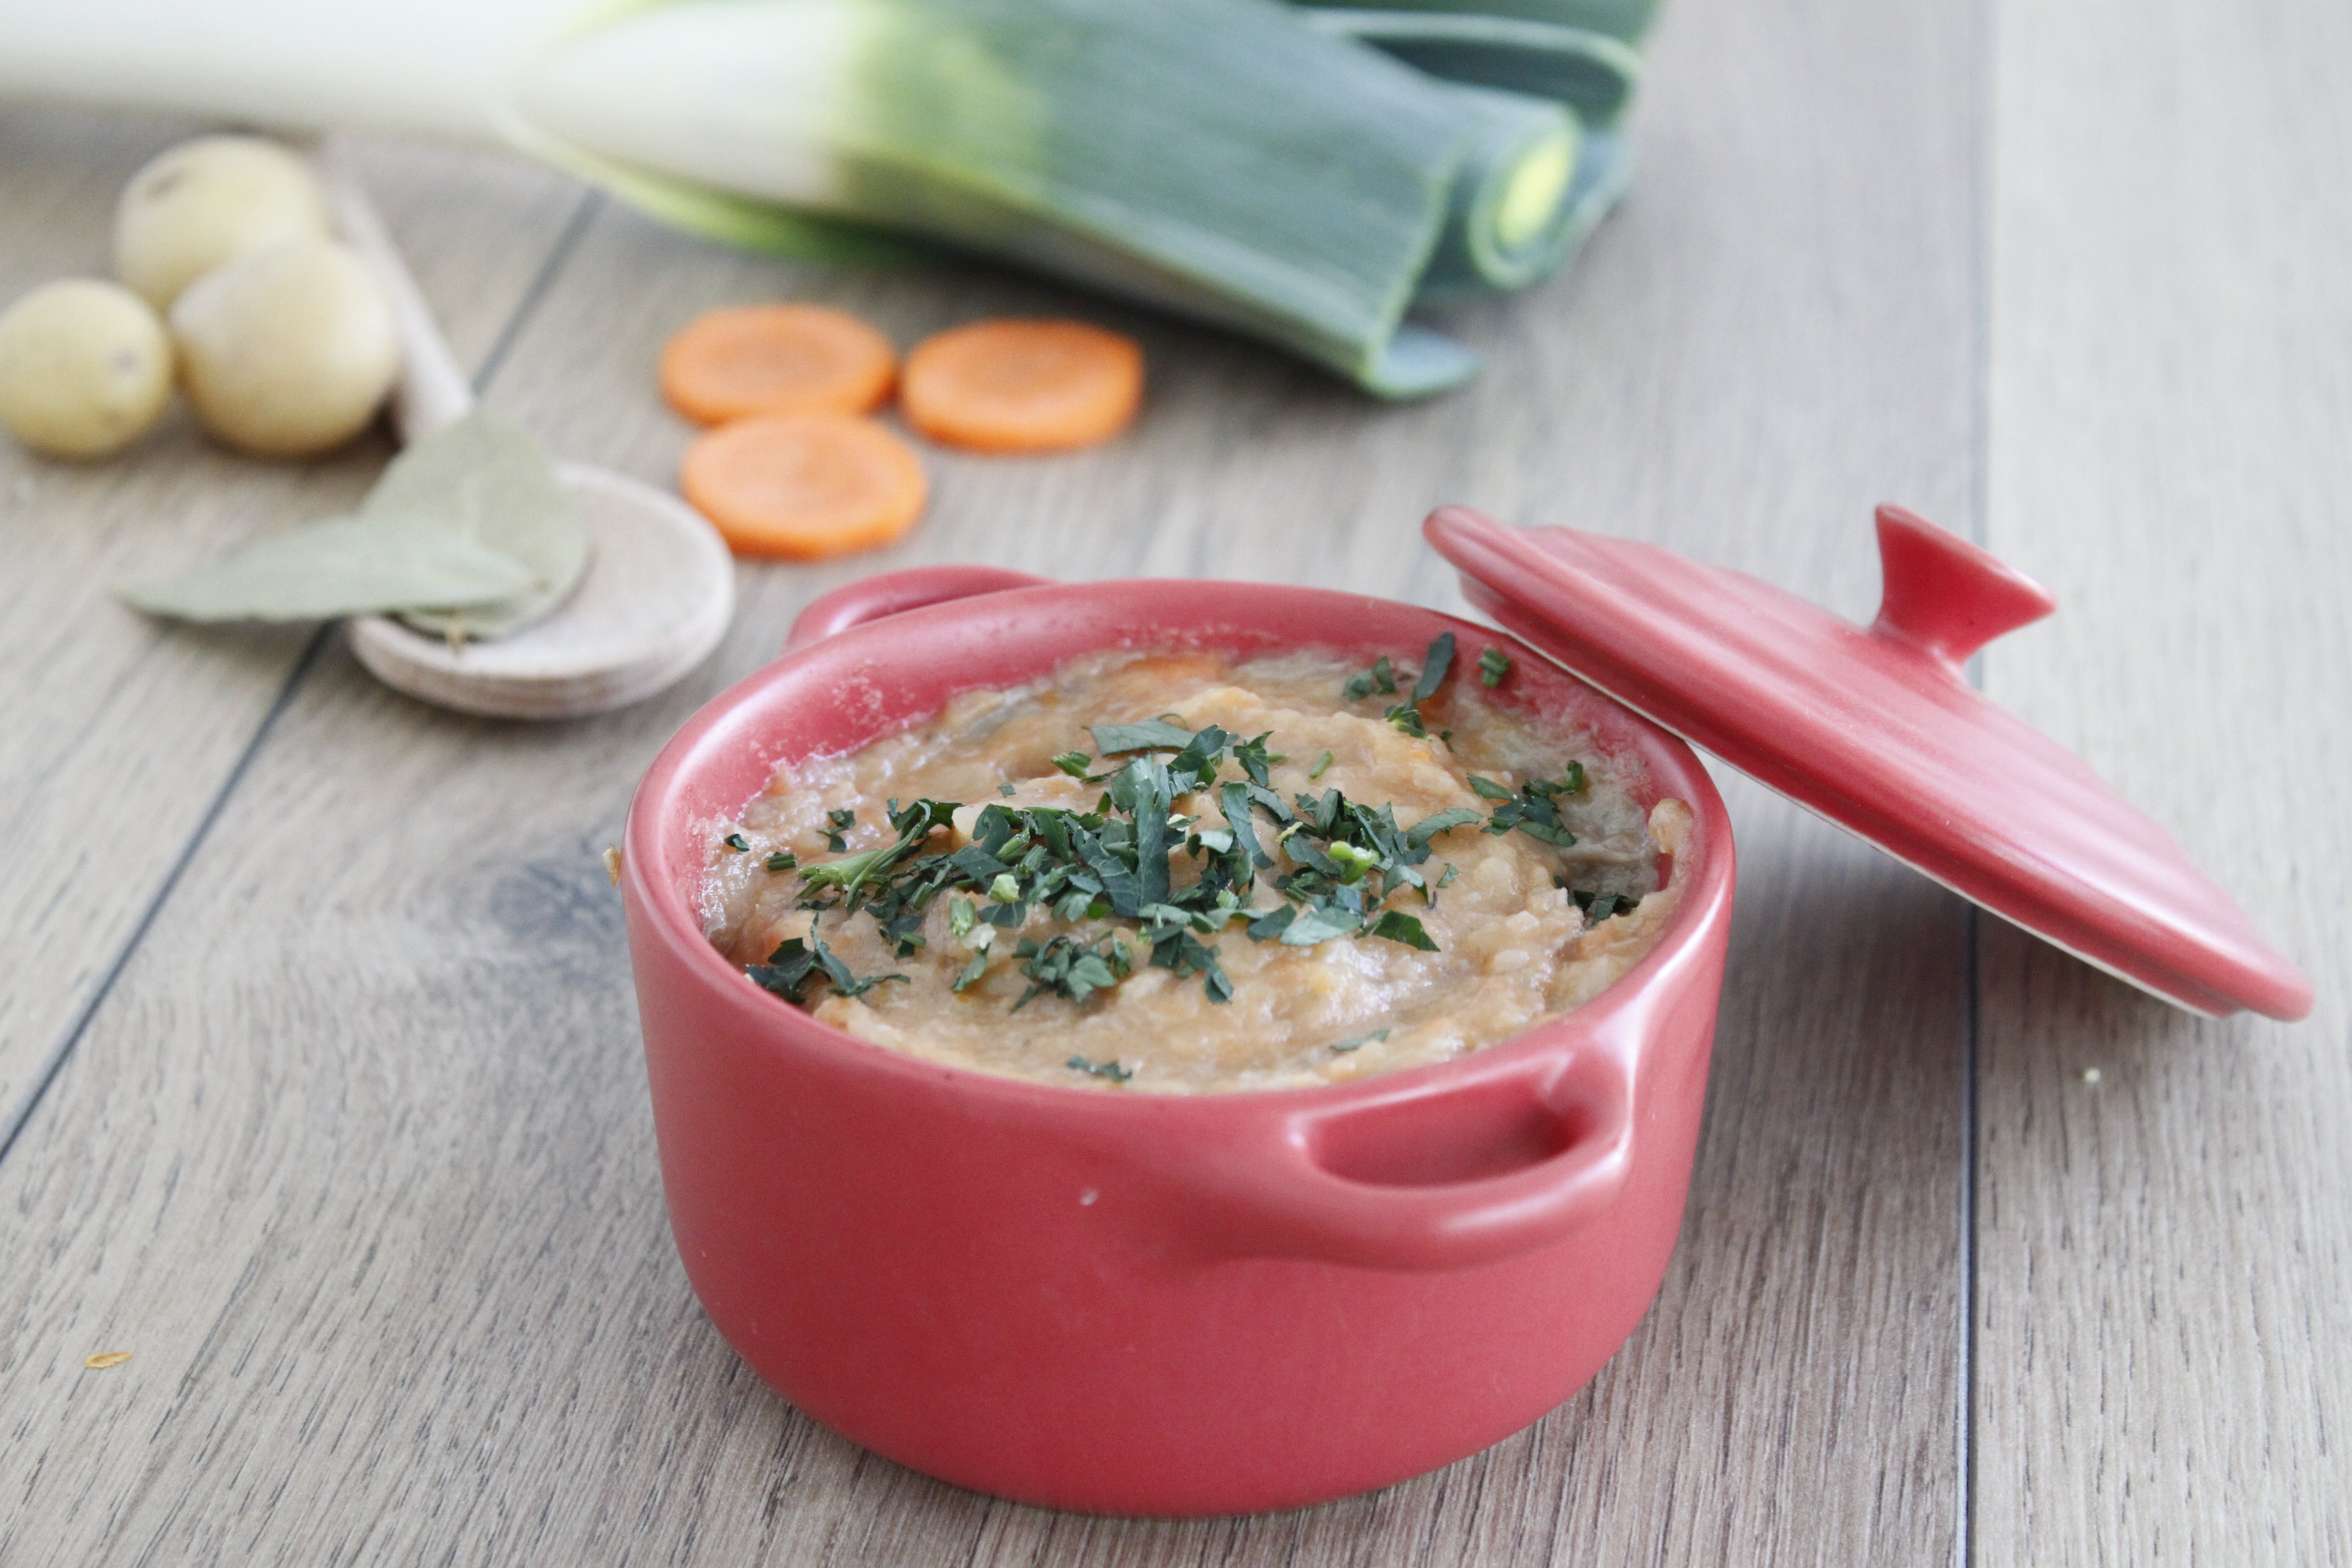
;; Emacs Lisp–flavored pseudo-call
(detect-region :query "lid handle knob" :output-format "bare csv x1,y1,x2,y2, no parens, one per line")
1868,504,2058,673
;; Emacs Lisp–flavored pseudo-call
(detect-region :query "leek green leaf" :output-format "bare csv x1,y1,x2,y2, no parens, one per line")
1290,0,1663,49
366,410,590,640
118,517,536,623
1299,11,1644,126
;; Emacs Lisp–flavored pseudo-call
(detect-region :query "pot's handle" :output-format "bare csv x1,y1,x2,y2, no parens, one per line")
784,566,1055,654
1191,1044,1635,1272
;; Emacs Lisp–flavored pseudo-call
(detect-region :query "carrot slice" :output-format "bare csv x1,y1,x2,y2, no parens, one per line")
680,413,927,560
901,319,1143,453
660,304,898,425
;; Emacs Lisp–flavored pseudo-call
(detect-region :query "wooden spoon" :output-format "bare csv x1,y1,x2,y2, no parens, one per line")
320,142,735,719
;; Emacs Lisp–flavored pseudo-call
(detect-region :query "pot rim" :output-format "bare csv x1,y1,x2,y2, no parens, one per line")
623,574,1735,1124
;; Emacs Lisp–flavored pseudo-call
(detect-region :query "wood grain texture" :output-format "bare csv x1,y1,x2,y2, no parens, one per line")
0,111,588,1141
0,0,1981,1558
1976,0,2352,1559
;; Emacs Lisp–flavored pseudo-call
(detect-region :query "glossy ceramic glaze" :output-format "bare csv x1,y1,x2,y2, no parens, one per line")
621,572,1736,1515
1428,504,2314,1020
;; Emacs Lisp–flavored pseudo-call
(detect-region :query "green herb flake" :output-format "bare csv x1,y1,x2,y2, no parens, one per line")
746,931,904,1004
1066,1055,1134,1084
1574,890,1641,922
722,833,751,853
1374,634,1457,740
1477,647,1512,687
1369,910,1439,950
1410,632,1455,704
1051,751,1093,778
1341,656,1398,702
1328,1029,1390,1054
1308,749,1334,780
822,806,857,852
765,850,798,873
1405,807,1480,850
1088,719,1197,754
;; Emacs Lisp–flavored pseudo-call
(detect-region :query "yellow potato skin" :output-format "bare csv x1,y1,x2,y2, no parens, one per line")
113,135,331,311
170,239,399,459
0,278,175,460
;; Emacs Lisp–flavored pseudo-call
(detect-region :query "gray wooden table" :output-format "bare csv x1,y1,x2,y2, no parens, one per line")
3,0,2346,1560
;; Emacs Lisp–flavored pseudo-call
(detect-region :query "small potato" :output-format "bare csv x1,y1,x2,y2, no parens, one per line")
0,278,175,459
114,135,331,310
171,238,400,458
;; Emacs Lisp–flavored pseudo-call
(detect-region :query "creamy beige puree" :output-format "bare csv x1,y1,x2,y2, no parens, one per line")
703,645,1690,1093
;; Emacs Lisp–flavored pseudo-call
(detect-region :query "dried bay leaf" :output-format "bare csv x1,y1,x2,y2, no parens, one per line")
373,410,590,641
119,517,536,623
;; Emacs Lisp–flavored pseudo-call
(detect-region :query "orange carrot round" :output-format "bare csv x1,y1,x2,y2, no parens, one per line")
901,319,1143,453
680,413,927,560
660,303,898,425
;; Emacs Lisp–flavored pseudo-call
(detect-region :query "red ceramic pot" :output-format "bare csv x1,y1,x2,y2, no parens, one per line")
620,568,1737,1516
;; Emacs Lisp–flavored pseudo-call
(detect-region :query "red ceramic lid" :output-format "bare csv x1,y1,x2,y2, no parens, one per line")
1426,503,2314,1021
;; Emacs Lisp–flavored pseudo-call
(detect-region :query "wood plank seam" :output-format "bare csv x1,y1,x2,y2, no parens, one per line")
1960,0,1997,1553
0,629,331,1168
0,184,604,1168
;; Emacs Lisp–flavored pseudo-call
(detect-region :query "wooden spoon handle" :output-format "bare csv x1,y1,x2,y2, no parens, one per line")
315,137,476,444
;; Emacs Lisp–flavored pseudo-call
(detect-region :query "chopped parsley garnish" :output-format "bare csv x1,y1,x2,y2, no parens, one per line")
1474,764,1588,847
765,850,798,873
1375,633,1455,737
1328,1029,1390,1054
1477,647,1512,687
1368,910,1438,950
722,833,750,852
1066,1054,1134,1083
1016,933,1131,1010
736,641,1597,1021
1341,656,1398,701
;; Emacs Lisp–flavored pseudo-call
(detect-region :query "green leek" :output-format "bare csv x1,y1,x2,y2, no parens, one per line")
505,0,1498,395
0,0,1624,395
